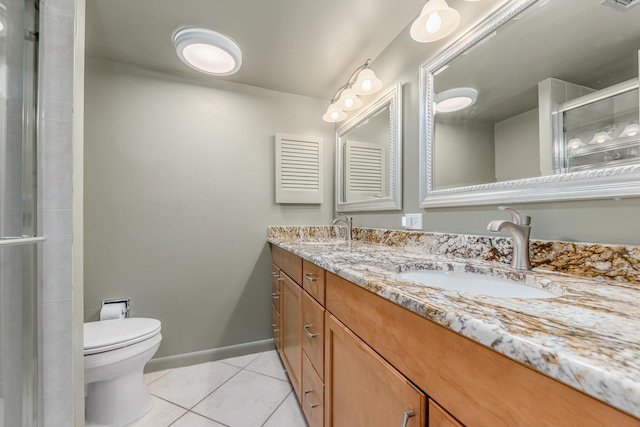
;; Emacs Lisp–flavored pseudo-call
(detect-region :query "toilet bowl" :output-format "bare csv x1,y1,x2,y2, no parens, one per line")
84,318,162,427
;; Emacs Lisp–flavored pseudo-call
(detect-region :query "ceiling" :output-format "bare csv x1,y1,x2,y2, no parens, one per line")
85,0,427,100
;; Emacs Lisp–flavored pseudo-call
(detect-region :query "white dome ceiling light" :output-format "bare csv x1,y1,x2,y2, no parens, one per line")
173,28,242,76
434,87,478,113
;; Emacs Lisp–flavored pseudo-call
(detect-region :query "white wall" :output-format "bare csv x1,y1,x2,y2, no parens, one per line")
84,58,335,359
494,108,539,181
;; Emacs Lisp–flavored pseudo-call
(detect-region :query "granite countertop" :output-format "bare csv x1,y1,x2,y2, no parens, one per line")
268,235,640,419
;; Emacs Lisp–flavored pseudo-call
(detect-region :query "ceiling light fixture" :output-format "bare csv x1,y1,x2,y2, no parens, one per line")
410,0,460,43
567,137,585,149
434,87,478,113
322,59,383,123
173,28,242,76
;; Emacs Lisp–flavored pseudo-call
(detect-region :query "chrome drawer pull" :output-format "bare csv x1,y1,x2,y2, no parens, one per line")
277,277,284,282
304,324,319,338
271,272,279,277
303,390,320,408
304,273,318,282
401,410,415,427
272,292,280,298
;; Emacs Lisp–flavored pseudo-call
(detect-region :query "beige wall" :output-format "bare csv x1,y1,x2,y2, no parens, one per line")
84,59,334,358
340,14,640,246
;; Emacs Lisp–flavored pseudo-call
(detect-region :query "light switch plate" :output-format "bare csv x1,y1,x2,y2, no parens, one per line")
402,213,423,230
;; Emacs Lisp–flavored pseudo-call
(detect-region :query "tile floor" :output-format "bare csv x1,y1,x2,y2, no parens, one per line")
128,350,308,427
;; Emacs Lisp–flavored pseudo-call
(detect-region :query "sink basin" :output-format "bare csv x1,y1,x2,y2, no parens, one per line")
398,270,558,299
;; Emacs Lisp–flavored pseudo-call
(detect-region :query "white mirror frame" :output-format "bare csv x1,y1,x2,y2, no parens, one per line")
336,82,403,212
419,0,640,208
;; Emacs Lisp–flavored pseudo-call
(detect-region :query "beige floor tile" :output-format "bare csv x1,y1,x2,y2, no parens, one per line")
192,369,291,426
149,361,240,409
244,350,288,381
126,396,186,427
170,411,226,426
220,351,262,368
263,391,308,427
145,369,171,384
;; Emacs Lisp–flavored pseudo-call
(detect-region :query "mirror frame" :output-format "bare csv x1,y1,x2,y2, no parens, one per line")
419,0,640,208
336,82,403,212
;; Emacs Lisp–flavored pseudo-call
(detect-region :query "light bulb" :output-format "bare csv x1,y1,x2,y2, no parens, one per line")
330,111,340,120
426,12,442,34
567,138,584,149
361,79,372,92
344,98,354,108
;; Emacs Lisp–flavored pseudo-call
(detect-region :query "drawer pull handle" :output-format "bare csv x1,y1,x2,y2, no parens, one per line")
303,389,320,408
272,328,280,332
271,272,279,277
272,292,280,298
304,324,319,338
277,277,284,282
401,410,415,427
304,273,318,282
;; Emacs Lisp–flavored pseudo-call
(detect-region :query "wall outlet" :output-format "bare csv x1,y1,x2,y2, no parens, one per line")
402,213,423,230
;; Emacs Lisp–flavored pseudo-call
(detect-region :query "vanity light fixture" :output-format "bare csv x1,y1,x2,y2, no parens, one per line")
434,87,478,113
173,28,242,76
410,0,460,43
322,59,383,123
589,130,613,145
619,123,640,138
567,137,585,149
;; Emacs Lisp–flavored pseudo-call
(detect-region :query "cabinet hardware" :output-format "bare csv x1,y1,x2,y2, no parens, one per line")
401,410,415,427
272,328,280,332
303,389,320,408
304,273,319,282
304,324,319,338
277,277,284,282
272,292,280,298
272,272,279,277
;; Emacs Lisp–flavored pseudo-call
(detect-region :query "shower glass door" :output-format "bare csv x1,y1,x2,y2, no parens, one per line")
0,0,40,426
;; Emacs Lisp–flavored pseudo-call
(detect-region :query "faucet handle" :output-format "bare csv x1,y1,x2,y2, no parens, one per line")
497,206,531,226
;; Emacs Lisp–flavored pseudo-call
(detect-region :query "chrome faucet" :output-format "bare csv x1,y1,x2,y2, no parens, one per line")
332,214,353,241
486,206,532,270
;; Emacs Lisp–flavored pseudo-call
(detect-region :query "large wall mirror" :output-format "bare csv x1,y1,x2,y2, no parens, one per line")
336,82,402,211
419,0,640,207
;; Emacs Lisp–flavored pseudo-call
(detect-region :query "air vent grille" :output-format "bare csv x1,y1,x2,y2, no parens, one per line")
345,140,387,200
275,133,323,204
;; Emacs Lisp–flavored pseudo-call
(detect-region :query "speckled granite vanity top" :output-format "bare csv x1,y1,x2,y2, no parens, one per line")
268,226,640,419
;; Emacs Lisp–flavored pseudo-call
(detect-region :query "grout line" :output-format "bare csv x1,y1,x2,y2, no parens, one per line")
260,390,294,427
145,369,172,385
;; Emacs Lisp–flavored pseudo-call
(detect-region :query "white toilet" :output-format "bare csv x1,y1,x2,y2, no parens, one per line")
84,317,162,427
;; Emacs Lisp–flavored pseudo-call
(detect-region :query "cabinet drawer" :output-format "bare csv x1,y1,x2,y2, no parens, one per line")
272,245,302,284
302,353,324,427
272,306,281,351
281,272,302,401
429,400,464,427
302,260,325,305
302,291,325,379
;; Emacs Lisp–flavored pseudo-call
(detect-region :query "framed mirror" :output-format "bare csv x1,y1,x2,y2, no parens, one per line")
336,82,402,211
419,0,640,208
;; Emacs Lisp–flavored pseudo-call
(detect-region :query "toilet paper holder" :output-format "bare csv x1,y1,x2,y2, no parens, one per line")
101,298,130,318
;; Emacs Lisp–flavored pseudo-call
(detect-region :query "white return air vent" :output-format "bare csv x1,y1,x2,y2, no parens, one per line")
600,0,640,12
275,133,324,204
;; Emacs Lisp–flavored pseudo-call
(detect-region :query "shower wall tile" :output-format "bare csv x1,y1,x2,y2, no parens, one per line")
40,210,73,301
40,118,73,210
38,0,76,424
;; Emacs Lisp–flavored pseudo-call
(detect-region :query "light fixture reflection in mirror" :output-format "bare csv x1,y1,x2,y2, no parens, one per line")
620,123,640,138
434,87,478,113
567,138,585,149
589,131,613,145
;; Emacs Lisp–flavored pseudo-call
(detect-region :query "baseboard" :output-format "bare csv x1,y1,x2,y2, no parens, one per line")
145,338,275,373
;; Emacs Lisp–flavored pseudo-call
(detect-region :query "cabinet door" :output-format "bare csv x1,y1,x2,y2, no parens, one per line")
281,272,302,401
325,313,425,427
302,291,325,379
429,400,464,427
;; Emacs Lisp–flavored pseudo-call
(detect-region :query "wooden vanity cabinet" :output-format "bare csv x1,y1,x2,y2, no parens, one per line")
429,400,463,427
303,259,326,305
271,264,281,352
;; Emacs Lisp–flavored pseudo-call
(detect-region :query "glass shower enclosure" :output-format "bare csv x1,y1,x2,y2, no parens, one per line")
0,0,42,426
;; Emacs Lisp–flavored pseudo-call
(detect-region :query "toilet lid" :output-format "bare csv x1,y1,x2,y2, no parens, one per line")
84,318,161,355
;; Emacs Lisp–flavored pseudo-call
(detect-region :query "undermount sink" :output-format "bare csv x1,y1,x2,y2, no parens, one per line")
398,269,559,299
